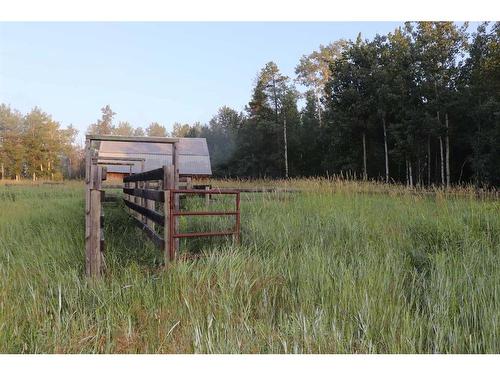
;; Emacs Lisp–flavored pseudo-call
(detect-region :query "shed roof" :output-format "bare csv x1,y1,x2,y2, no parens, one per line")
98,137,212,176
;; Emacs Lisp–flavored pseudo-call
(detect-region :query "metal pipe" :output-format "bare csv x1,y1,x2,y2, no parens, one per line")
173,231,236,239
172,211,238,216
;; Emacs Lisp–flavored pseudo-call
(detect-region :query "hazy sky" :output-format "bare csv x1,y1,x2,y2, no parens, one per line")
0,22,434,140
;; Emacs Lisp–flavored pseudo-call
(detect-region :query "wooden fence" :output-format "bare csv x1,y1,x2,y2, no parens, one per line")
84,134,241,278
122,167,241,264
122,165,179,263
85,134,179,278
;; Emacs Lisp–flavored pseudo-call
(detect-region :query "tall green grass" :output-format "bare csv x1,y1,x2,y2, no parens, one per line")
0,180,498,353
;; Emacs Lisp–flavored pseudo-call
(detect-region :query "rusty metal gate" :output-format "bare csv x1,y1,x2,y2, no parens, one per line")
167,189,241,260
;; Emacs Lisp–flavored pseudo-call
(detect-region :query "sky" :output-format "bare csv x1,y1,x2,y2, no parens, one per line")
0,21,466,143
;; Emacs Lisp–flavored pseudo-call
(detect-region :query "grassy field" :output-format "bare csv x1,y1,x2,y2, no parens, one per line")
0,180,498,353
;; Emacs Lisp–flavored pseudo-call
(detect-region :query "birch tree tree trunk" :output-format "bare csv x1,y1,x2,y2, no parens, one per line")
409,161,413,188
382,116,389,183
440,136,445,186
445,112,450,188
417,158,421,187
283,117,289,178
362,130,367,181
437,111,445,186
405,158,409,187
317,93,322,128
427,135,431,186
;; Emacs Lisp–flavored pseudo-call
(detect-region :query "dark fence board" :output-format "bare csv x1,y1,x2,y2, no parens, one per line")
123,199,165,226
123,188,164,202
130,215,165,249
123,167,164,183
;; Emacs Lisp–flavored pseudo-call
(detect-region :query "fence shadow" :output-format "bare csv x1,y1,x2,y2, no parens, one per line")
101,202,164,270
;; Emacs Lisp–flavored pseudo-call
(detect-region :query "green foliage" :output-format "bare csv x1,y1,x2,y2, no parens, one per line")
320,22,500,187
114,121,135,136
0,105,77,180
146,122,168,137
87,105,116,135
174,22,499,187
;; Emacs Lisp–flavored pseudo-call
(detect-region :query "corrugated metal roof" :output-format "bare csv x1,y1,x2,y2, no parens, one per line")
98,137,212,175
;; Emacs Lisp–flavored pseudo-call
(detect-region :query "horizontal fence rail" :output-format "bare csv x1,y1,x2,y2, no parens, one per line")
123,187,165,202
123,199,165,226
130,215,165,249
123,167,164,183
173,189,240,195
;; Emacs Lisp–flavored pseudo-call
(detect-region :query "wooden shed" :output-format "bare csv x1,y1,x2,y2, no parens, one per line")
98,137,212,180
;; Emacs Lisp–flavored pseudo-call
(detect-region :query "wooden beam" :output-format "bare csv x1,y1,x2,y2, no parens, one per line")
96,162,135,166
134,180,141,222
123,167,164,183
164,165,175,264
145,180,155,230
123,188,165,202
123,199,165,226
172,144,180,258
103,194,120,203
84,140,91,276
130,215,164,249
89,189,102,277
86,134,179,143
164,189,171,265
94,156,146,162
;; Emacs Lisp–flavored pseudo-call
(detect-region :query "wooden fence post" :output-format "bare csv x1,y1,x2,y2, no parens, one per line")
89,187,102,276
145,180,155,230
85,151,103,278
134,181,143,221
163,165,175,264
205,185,210,207
172,143,180,256
97,165,105,272
84,140,91,276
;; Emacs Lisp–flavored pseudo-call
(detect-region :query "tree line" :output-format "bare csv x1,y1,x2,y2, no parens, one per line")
0,105,78,180
0,104,202,180
1,22,499,186
195,22,500,187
